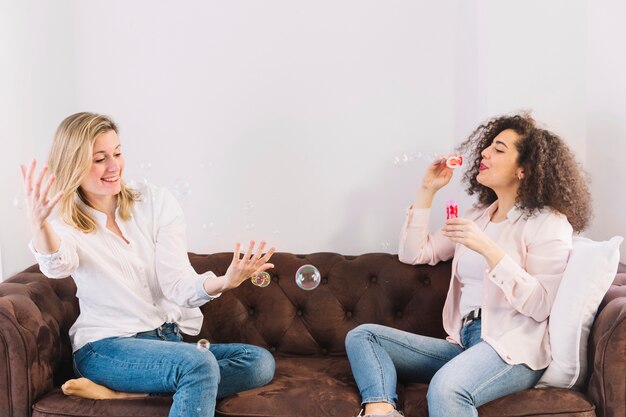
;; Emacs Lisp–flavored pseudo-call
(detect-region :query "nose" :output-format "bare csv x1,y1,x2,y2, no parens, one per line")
105,157,119,172
481,147,490,159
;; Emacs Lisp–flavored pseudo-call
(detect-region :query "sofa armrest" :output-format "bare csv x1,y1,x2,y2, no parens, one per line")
0,272,77,417
587,295,626,417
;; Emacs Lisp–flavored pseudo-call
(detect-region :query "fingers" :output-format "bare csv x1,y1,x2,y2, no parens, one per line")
33,165,49,201
241,240,255,260
232,242,242,263
47,190,64,210
252,240,267,261
39,173,55,204
259,246,276,264
23,159,36,193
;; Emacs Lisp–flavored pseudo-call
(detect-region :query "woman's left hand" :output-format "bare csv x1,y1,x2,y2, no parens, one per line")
223,240,276,290
442,218,505,267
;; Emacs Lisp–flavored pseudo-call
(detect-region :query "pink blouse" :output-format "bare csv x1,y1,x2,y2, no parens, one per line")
398,202,573,370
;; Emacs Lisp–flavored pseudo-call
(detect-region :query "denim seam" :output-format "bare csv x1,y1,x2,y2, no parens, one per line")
376,334,456,363
364,333,395,407
468,362,514,402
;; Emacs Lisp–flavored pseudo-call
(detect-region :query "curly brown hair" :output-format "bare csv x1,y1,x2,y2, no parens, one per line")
457,113,592,232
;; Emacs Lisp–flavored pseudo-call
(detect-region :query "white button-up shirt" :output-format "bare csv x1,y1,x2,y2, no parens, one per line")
30,182,218,352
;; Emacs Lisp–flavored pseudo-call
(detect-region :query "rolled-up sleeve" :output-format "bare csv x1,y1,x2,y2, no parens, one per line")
153,188,220,308
29,237,79,279
487,213,572,321
398,206,456,265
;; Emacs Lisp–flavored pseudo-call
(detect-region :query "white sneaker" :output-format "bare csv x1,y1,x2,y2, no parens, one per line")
355,409,404,417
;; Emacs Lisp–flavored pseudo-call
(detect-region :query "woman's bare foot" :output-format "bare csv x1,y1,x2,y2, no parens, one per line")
61,378,148,400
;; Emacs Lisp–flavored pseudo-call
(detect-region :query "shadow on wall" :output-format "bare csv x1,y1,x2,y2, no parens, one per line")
585,114,626,261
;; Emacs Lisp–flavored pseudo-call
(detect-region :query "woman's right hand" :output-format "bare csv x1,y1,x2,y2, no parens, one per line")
412,157,455,209
421,157,454,192
20,159,63,230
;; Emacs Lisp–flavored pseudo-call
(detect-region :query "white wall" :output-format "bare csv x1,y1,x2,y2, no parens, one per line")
0,0,76,279
1,0,623,278
586,0,626,260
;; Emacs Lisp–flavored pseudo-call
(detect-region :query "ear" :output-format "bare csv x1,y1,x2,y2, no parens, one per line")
516,168,525,180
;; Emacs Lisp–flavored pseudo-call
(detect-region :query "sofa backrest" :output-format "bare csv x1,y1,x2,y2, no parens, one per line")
186,252,451,356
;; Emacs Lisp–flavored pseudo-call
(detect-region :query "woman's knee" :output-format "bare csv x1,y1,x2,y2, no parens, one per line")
427,368,468,406
180,347,221,381
247,346,275,387
345,323,380,348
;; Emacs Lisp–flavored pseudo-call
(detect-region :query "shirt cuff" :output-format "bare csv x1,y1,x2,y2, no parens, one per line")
407,206,431,227
195,271,221,301
487,254,518,302
28,240,65,265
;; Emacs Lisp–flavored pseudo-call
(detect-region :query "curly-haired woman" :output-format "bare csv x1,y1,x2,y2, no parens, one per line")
345,113,592,417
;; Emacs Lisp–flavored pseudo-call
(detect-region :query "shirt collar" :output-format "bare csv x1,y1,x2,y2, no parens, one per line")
78,197,121,227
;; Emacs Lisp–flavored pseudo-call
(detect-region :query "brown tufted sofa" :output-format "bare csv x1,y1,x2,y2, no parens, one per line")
1,252,624,417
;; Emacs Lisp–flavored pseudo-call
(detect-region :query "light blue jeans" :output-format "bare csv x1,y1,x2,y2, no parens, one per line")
345,320,544,417
73,323,275,417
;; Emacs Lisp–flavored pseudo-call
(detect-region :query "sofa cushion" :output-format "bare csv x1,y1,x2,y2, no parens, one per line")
32,390,171,417
401,384,595,417
537,236,623,389
216,356,360,417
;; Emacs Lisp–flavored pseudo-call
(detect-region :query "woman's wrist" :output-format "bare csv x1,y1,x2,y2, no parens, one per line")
482,241,505,269
203,275,229,296
413,188,437,208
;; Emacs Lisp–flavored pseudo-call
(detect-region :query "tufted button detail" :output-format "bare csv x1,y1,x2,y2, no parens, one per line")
296,310,303,316
321,277,328,284
370,276,377,283
396,310,403,318
422,277,431,286
321,348,328,355
346,311,353,318
270,346,277,353
273,276,279,283
248,308,255,316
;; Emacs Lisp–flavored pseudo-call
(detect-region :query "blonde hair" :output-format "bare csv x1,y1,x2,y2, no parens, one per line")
48,112,139,233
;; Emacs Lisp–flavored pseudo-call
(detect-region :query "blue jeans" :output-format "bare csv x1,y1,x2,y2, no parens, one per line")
73,323,275,417
345,320,544,417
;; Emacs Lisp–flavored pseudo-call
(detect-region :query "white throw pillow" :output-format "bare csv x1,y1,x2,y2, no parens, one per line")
536,235,623,389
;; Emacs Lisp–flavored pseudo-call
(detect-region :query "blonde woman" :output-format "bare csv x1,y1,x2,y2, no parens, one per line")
22,112,276,416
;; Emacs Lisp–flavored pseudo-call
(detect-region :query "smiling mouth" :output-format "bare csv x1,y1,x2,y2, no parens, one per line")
101,176,119,183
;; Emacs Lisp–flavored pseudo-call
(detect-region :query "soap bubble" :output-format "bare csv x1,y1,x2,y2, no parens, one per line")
201,222,214,230
244,201,254,212
139,161,152,171
199,161,213,171
12,194,25,211
173,179,192,201
381,241,390,250
295,264,321,291
392,153,410,167
196,339,210,351
251,271,271,288
245,222,255,230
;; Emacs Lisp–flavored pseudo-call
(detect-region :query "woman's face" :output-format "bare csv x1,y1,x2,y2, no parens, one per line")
476,128,524,191
80,130,125,207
